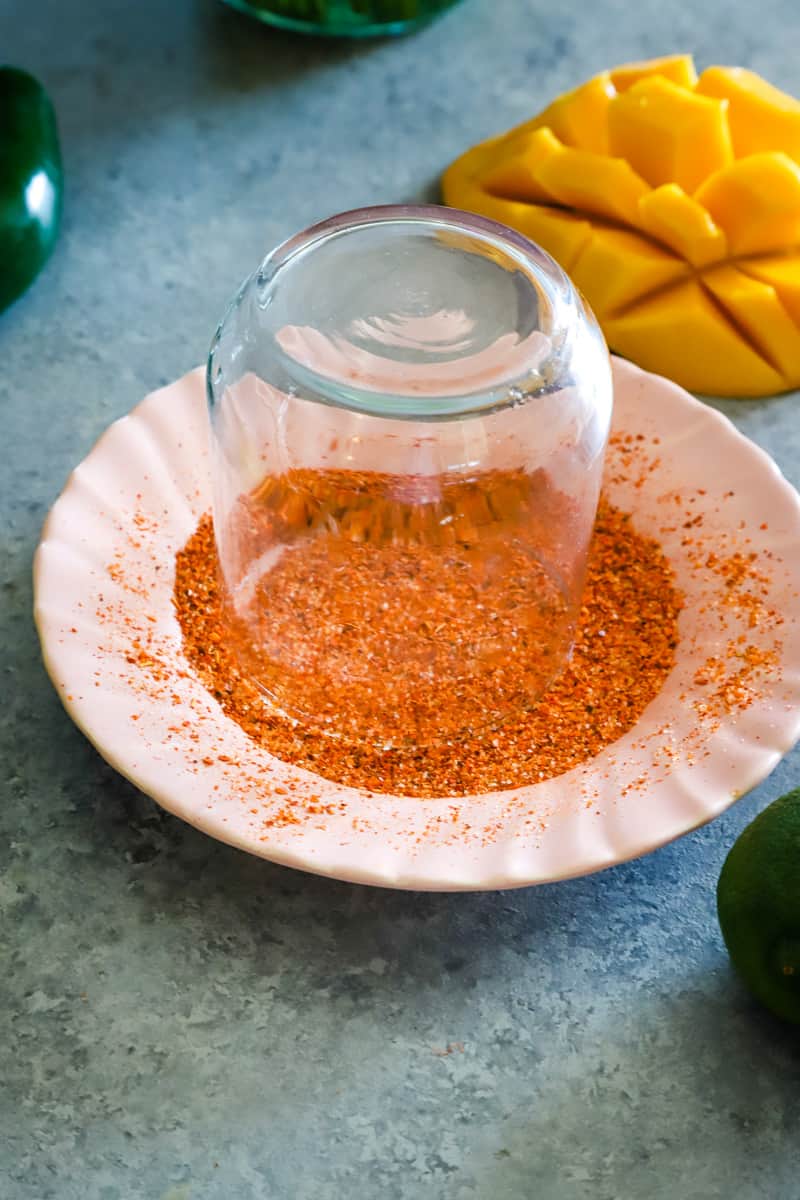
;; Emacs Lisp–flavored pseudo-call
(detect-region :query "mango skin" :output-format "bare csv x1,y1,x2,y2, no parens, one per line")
443,56,800,397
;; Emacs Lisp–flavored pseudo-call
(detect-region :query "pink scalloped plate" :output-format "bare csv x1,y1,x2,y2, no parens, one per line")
34,360,800,890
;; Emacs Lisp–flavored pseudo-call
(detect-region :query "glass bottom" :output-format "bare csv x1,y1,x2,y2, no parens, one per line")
220,0,462,37
223,465,578,750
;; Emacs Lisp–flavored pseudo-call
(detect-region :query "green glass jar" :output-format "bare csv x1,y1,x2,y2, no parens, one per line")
221,0,464,36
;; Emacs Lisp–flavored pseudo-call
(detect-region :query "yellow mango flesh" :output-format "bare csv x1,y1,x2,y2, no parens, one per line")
608,77,733,193
702,264,800,380
481,128,563,202
442,54,800,395
739,255,800,328
442,144,593,272
698,66,800,162
569,226,688,317
611,54,698,92
637,184,728,267
604,280,784,395
695,152,800,256
503,205,592,273
534,74,615,153
534,147,650,225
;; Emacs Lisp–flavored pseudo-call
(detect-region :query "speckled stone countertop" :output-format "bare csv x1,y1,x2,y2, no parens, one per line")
2,2,800,1197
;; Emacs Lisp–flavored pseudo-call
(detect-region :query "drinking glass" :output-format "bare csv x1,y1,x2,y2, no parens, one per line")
207,205,613,749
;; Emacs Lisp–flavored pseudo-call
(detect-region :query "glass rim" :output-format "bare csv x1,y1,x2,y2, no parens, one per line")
207,204,578,422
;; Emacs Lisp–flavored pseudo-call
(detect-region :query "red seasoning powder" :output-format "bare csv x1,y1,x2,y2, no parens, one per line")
224,466,590,749
173,468,684,799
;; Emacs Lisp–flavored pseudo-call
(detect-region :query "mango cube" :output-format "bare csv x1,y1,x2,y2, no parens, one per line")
637,184,727,267
569,227,688,318
534,73,615,154
482,128,564,203
740,255,800,328
698,66,800,162
608,77,733,193
534,147,650,225
702,264,800,380
506,204,593,273
611,54,698,93
604,281,784,395
695,152,800,256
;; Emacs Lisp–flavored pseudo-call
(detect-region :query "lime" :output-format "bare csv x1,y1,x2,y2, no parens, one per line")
717,786,800,1023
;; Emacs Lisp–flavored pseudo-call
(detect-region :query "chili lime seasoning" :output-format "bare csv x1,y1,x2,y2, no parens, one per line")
224,466,588,749
173,473,684,799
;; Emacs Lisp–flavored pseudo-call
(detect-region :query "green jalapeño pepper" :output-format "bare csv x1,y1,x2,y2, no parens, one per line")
0,67,62,313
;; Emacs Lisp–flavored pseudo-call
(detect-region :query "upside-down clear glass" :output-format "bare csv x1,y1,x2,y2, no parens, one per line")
207,205,613,750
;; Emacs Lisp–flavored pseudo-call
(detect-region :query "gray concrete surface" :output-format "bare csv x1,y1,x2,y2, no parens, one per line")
2,1,800,1196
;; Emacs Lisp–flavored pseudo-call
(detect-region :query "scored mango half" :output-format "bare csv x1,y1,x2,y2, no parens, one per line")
443,56,800,396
